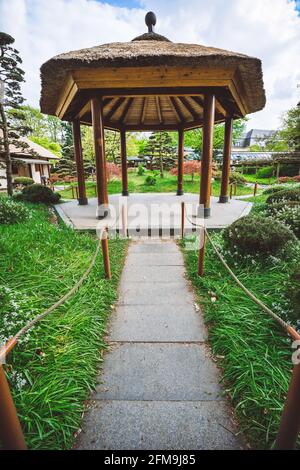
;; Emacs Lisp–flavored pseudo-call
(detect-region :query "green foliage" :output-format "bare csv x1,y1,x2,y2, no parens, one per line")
0,197,30,224
17,184,61,204
144,175,157,186
279,106,300,151
229,171,247,185
0,204,128,449
266,187,300,204
267,203,300,238
288,265,300,319
13,176,34,186
137,164,145,176
29,136,61,156
223,215,296,257
256,166,274,179
263,185,288,195
182,232,299,448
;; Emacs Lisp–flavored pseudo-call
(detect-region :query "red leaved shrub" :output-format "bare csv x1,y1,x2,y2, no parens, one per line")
106,162,121,181
170,161,201,181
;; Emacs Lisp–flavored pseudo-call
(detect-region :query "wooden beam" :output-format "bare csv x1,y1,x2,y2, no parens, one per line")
119,97,134,124
177,129,184,196
200,94,215,218
120,130,128,196
219,117,233,203
91,97,108,208
178,97,199,120
190,95,204,109
155,96,163,124
169,97,184,123
105,97,126,121
141,97,147,124
72,119,88,205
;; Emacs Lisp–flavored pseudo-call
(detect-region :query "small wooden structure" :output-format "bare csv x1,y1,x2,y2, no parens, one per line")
40,11,265,277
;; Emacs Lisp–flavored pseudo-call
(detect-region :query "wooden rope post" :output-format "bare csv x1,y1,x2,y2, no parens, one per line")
0,365,27,450
234,182,237,196
181,201,185,239
275,363,300,449
254,182,258,197
230,184,233,199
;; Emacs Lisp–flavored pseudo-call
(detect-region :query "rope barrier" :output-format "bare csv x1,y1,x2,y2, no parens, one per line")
0,236,102,363
184,209,300,342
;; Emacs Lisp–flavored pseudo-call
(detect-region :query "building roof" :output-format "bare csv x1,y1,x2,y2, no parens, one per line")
40,12,266,130
0,136,60,160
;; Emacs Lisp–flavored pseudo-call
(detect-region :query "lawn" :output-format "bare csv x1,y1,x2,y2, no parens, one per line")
57,171,255,199
0,203,128,449
181,197,300,449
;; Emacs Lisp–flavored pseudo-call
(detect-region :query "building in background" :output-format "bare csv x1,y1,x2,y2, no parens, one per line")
0,137,59,190
234,129,276,149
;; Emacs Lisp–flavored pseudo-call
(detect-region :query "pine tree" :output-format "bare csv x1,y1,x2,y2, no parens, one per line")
0,32,29,195
144,132,176,177
55,122,76,178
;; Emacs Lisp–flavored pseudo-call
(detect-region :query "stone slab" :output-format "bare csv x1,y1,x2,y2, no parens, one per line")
95,343,222,401
76,400,243,450
108,304,207,342
118,281,194,306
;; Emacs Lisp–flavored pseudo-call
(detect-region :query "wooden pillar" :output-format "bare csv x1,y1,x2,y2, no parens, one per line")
177,128,184,196
120,129,129,196
91,97,109,217
91,97,111,280
72,119,88,205
219,117,233,203
199,94,215,218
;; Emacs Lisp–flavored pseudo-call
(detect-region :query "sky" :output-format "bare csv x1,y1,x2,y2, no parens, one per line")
0,0,299,131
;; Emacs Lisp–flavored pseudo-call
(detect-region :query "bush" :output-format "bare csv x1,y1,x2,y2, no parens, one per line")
266,188,300,205
288,265,300,318
278,177,293,184
257,166,274,179
267,203,300,238
137,164,145,176
263,185,287,195
144,175,156,186
0,198,30,225
229,171,247,185
13,176,34,186
17,184,61,204
223,215,296,257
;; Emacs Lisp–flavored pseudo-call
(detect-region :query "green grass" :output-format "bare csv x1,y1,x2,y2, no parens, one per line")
0,203,128,449
181,224,299,448
243,174,277,185
58,172,254,199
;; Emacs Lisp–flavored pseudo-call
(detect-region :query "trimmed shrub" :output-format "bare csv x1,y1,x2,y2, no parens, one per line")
0,198,30,225
278,176,293,184
266,188,300,205
257,166,274,179
263,185,287,196
229,171,247,185
17,184,61,204
267,203,300,238
137,164,145,176
13,176,34,186
223,215,296,257
144,175,156,186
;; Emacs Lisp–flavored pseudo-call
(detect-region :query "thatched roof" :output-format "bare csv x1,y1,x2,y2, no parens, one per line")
0,135,60,160
40,13,265,128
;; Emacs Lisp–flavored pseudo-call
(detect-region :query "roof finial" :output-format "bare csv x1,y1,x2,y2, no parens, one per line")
145,11,156,33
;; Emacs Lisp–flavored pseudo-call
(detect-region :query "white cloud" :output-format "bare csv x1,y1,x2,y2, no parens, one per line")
0,0,299,130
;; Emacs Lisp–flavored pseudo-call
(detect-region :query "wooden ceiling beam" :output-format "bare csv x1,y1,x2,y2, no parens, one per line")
178,97,199,120
155,96,163,124
119,97,134,124
105,97,126,121
141,97,147,124
169,97,184,123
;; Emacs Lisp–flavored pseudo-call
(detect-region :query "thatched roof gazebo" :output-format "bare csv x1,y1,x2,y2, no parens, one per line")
40,11,265,278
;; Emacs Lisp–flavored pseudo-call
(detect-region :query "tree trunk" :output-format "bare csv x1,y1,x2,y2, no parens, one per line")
0,104,13,196
159,137,164,178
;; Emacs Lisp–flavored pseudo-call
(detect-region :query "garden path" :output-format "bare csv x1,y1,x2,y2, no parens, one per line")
76,239,244,450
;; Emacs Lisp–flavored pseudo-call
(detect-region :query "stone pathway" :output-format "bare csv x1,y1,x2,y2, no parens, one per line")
76,240,244,450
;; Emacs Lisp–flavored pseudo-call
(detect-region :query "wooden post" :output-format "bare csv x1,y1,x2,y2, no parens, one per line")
0,365,27,450
234,183,237,196
177,128,184,196
275,364,300,449
120,129,129,196
219,117,233,203
254,182,258,197
91,97,109,217
277,162,281,182
230,184,233,199
199,94,215,218
181,201,185,239
91,97,111,280
72,119,88,205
